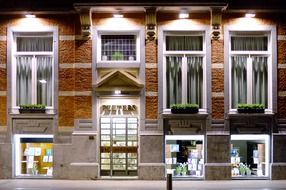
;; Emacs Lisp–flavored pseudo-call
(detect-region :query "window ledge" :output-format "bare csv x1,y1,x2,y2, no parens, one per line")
162,110,209,119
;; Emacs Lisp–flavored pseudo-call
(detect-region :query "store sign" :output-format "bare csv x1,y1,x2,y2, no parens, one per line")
102,105,137,111
100,146,137,153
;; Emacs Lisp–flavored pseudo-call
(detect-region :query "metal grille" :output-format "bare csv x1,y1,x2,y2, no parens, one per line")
101,35,136,61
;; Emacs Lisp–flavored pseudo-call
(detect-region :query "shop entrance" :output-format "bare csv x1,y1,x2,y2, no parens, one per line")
100,117,138,177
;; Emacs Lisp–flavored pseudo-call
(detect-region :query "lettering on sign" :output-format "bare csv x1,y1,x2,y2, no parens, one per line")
102,105,136,111
100,146,137,153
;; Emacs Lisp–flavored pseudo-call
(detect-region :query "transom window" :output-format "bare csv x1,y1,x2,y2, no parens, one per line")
12,33,54,107
163,33,205,109
98,34,139,62
230,33,270,109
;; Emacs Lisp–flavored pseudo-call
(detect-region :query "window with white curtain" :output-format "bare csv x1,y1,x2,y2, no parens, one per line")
230,34,270,109
164,33,205,108
13,34,54,107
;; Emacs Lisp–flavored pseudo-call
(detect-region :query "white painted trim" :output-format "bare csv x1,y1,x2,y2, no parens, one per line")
0,36,6,41
0,64,6,68
72,132,97,136
146,91,158,97
70,162,99,166
0,91,7,96
271,163,286,166
146,63,158,68
138,163,165,166
212,63,224,69
59,35,75,41
278,35,286,41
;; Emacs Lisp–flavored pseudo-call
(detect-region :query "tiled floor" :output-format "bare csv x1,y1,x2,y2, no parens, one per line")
0,179,286,190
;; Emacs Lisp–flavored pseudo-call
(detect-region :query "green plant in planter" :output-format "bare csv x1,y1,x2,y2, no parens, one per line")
237,103,265,113
111,51,124,61
175,165,182,176
19,104,46,113
171,103,199,114
180,162,188,175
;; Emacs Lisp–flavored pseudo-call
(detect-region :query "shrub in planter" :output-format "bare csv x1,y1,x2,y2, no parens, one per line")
237,104,265,113
19,104,46,113
171,104,199,114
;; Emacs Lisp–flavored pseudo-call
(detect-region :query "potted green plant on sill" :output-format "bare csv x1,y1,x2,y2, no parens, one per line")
171,104,199,114
111,51,124,61
175,165,182,176
237,103,265,113
19,104,46,113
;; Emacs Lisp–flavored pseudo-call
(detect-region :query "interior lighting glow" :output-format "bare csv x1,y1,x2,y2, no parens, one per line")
114,90,121,95
179,12,189,19
113,13,123,18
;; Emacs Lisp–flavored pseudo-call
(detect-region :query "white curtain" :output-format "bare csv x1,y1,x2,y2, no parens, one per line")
37,56,53,106
187,56,203,107
252,56,268,107
16,56,32,105
166,56,182,107
17,37,53,52
166,36,202,51
231,56,247,108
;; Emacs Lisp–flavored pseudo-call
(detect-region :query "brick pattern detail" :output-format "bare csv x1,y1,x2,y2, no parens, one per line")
59,68,75,91
211,40,224,64
212,68,224,92
0,68,6,91
278,69,286,91
75,96,92,119
59,41,75,64
146,96,158,119
75,68,92,91
278,41,286,64
278,97,286,118
0,41,6,64
145,41,157,63
145,68,158,92
59,96,75,126
278,22,286,35
75,40,92,63
212,97,224,119
0,96,6,125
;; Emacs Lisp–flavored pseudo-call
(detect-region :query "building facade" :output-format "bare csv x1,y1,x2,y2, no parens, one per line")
0,0,286,180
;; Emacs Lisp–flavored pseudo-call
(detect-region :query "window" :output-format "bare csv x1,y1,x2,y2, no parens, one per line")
229,33,270,109
12,33,54,108
163,33,205,108
98,34,139,62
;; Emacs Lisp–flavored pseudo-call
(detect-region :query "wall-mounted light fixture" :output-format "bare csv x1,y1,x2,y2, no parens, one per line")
25,13,36,18
245,13,256,18
211,7,223,40
114,90,121,95
179,9,189,19
113,9,123,18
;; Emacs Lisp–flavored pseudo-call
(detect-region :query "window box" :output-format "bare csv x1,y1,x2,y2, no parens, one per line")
19,104,46,114
237,104,265,113
170,104,199,114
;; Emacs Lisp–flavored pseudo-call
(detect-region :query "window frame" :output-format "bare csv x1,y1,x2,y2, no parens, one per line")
96,31,140,65
224,25,277,114
7,26,58,114
162,31,207,111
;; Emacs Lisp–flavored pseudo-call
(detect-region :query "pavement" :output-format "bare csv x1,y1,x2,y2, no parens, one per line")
1,179,286,190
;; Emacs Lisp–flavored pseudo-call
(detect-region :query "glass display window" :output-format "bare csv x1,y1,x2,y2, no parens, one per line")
231,135,270,178
165,135,204,178
14,134,53,177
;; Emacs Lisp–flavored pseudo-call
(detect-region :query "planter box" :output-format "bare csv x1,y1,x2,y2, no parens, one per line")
237,108,265,113
19,109,46,114
171,108,199,114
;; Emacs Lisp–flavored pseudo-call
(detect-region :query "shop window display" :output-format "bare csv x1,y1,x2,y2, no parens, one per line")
14,134,53,177
231,135,269,178
165,136,204,178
